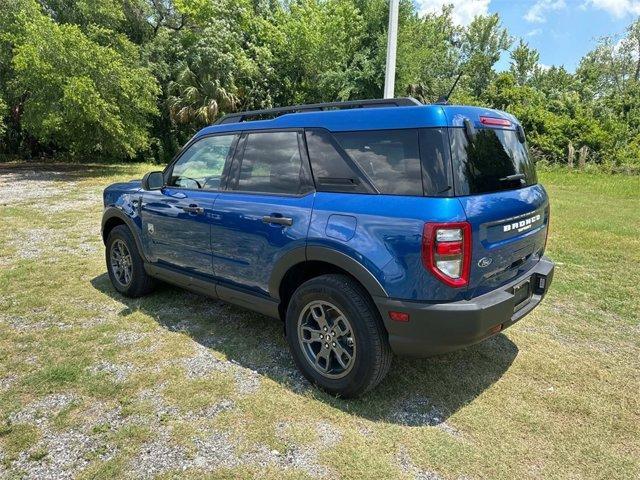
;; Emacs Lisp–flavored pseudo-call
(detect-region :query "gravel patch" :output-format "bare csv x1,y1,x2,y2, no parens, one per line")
175,345,262,395
132,432,192,478
4,226,99,263
87,361,134,382
1,312,71,332
39,196,97,214
79,402,128,433
6,394,123,479
12,429,116,480
392,396,462,437
0,170,77,205
192,431,242,470
131,425,338,479
10,394,78,426
0,375,17,391
182,399,236,421
315,420,342,447
137,383,180,419
181,345,232,379
115,331,148,346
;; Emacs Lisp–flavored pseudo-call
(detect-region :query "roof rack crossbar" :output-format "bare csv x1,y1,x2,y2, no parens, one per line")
214,97,422,125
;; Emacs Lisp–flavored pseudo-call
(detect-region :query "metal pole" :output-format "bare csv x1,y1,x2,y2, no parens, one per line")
384,0,399,99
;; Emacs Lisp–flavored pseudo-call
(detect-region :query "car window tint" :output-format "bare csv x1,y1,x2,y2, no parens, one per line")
236,131,305,194
334,129,423,195
169,135,236,190
304,129,371,193
450,128,537,195
419,128,452,196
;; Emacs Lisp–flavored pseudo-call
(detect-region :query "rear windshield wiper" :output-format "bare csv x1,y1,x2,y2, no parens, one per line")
499,173,526,182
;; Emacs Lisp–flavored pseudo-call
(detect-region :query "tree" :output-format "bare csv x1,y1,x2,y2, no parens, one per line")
461,14,512,98
509,39,540,85
3,0,159,158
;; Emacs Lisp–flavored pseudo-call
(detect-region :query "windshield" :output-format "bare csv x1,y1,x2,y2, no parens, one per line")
450,127,537,195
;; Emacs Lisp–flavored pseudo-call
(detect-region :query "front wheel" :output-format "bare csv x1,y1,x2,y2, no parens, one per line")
285,274,392,398
105,225,154,298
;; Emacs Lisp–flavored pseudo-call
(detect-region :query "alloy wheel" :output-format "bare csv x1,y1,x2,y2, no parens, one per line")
297,301,356,379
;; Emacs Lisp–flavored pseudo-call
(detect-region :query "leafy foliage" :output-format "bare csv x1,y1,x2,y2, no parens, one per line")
0,0,639,172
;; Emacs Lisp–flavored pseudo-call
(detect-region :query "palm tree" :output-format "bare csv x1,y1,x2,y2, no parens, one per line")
167,64,239,126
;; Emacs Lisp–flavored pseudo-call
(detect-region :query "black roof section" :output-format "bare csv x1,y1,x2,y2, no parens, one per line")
214,97,422,125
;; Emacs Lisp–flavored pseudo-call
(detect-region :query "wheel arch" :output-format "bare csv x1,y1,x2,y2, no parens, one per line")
101,208,148,262
271,246,389,321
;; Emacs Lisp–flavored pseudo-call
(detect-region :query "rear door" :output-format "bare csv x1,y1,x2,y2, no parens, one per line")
210,130,314,296
449,126,549,296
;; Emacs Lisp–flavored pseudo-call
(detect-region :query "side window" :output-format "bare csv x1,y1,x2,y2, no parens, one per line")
169,134,236,190
304,129,373,193
419,128,452,196
333,129,423,196
234,131,308,194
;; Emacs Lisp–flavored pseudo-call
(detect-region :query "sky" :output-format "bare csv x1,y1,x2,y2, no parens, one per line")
415,0,640,71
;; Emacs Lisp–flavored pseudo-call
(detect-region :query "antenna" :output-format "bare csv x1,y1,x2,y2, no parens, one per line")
436,70,463,105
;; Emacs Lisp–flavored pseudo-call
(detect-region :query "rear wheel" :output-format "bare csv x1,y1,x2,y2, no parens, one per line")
285,274,392,398
106,225,154,297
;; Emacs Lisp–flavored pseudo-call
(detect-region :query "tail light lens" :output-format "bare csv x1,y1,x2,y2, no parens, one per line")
422,222,472,287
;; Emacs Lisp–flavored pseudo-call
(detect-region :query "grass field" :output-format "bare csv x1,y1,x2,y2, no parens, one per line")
0,162,638,479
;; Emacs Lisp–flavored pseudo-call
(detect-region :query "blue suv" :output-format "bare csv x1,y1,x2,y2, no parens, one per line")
102,98,554,397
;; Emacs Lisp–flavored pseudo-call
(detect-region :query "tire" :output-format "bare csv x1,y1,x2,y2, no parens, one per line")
105,225,155,298
285,274,392,398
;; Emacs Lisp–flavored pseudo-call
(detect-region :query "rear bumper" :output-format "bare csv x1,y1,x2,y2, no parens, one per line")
374,256,554,357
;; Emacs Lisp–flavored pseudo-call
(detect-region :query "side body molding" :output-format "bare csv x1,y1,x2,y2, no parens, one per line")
268,245,389,300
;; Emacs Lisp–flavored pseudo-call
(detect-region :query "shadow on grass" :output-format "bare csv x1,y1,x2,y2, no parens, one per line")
91,273,518,426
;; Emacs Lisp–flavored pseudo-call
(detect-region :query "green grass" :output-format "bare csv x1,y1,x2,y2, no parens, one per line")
0,163,638,479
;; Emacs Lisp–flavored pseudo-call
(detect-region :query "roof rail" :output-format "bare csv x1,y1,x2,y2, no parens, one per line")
214,97,422,125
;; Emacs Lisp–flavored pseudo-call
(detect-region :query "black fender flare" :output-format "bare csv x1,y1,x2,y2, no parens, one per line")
268,245,389,300
101,207,149,262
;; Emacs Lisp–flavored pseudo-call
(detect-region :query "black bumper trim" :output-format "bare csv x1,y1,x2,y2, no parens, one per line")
374,257,554,357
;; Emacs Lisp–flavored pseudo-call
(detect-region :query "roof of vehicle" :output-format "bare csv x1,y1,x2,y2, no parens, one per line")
194,99,520,139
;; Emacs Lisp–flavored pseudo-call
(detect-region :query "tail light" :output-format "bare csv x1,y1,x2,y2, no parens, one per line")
422,222,472,287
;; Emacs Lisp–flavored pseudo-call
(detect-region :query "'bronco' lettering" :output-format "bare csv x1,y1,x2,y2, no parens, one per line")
503,214,541,233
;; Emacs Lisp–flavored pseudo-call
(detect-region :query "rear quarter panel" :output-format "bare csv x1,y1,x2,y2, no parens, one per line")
308,193,468,302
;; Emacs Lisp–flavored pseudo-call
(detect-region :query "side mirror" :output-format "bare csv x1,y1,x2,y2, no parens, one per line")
142,171,164,191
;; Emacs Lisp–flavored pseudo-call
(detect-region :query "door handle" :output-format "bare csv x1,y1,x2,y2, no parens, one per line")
182,204,204,214
262,215,293,226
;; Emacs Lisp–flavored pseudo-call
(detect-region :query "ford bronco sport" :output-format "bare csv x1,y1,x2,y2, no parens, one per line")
102,98,554,397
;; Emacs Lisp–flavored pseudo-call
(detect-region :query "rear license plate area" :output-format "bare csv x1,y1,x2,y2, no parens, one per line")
512,279,532,312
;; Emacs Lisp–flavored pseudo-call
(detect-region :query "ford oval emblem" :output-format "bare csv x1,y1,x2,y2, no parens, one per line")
478,257,493,268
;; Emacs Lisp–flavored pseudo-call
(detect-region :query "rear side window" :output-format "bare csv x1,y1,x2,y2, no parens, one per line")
450,128,538,195
419,128,452,196
334,129,422,196
304,129,373,193
233,131,309,194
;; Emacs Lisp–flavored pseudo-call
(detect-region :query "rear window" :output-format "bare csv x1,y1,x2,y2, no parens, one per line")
450,127,537,195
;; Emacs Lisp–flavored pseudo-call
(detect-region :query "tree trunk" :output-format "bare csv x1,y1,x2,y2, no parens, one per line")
578,146,588,169
567,142,575,169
